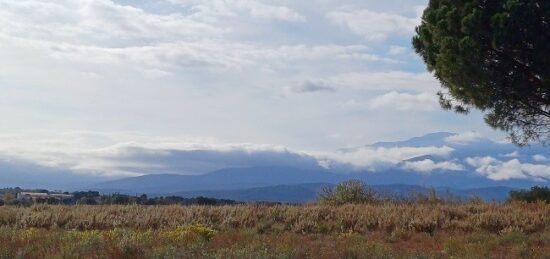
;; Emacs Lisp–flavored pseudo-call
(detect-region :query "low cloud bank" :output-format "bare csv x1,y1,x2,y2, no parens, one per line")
466,156,550,181
0,131,548,184
402,159,464,173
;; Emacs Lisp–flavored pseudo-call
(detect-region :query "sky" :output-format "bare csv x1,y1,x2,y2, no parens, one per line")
2,0,541,180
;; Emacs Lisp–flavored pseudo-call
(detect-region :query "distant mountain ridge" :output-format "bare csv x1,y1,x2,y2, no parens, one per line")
92,131,548,199
93,167,342,194
91,165,534,199
1,132,547,198
370,132,455,148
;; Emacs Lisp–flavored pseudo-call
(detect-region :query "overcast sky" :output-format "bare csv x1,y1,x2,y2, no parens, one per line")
0,0,505,154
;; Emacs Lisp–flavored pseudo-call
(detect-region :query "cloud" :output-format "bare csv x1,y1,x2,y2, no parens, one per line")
328,72,440,93
0,131,459,177
502,151,520,158
387,45,409,55
533,154,549,162
0,0,221,44
2,31,382,72
328,8,420,41
317,145,455,171
0,0,520,182
367,91,439,111
165,0,306,22
445,131,483,145
3,0,380,73
288,80,336,94
0,131,323,177
0,130,545,185
340,99,369,110
466,156,550,181
237,0,306,22
83,143,323,176
402,159,464,173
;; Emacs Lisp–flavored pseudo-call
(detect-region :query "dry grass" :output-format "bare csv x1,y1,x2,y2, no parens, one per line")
0,202,548,258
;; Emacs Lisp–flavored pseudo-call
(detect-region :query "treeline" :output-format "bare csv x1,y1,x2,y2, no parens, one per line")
73,191,240,206
0,189,239,206
318,181,550,205
2,184,549,206
509,186,550,203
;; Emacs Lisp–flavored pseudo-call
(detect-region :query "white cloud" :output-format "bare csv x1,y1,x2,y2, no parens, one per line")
522,163,550,180
166,0,306,22
466,156,550,181
402,159,464,173
0,0,341,73
317,145,454,170
388,45,409,55
328,8,420,41
340,99,369,110
0,0,507,169
1,30,382,72
445,131,483,145
0,0,221,44
0,131,322,177
0,129,544,185
329,72,440,93
237,0,306,22
533,154,549,162
0,131,459,177
502,151,520,158
368,91,439,111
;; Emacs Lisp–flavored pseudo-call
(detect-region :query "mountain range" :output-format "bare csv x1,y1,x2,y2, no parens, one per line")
1,132,548,202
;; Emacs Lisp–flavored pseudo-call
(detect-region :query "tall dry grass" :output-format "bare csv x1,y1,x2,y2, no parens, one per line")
0,203,549,258
0,202,547,235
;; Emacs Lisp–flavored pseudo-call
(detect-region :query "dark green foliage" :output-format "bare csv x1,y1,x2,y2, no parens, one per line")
318,180,378,205
509,186,550,202
195,196,229,205
78,197,98,205
74,191,101,205
73,191,100,200
0,188,238,206
110,193,132,205
413,0,550,145
101,193,239,206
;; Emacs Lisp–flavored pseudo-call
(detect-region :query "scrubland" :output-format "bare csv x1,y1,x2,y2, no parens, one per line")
0,202,548,258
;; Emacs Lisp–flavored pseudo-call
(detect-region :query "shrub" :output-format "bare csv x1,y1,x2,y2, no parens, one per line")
509,186,550,203
318,180,378,205
163,225,217,242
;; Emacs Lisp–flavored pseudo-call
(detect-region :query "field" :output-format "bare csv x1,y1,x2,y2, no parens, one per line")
0,202,549,258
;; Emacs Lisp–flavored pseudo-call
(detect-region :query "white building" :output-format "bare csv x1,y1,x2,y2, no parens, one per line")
17,192,73,201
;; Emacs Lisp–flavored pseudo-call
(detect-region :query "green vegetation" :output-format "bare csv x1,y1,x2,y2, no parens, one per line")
0,188,239,206
510,186,550,203
318,180,378,205
413,0,550,145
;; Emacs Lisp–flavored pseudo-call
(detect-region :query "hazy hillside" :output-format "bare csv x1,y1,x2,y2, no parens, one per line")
88,132,548,202
1,132,547,193
92,167,343,194
102,182,515,203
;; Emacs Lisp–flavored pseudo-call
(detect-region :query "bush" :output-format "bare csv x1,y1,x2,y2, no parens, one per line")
318,180,378,205
509,186,550,203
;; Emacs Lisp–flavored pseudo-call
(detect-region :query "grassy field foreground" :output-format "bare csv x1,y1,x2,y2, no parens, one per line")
0,203,549,258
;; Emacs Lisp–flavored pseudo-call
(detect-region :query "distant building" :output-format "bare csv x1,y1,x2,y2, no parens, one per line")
17,192,73,201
